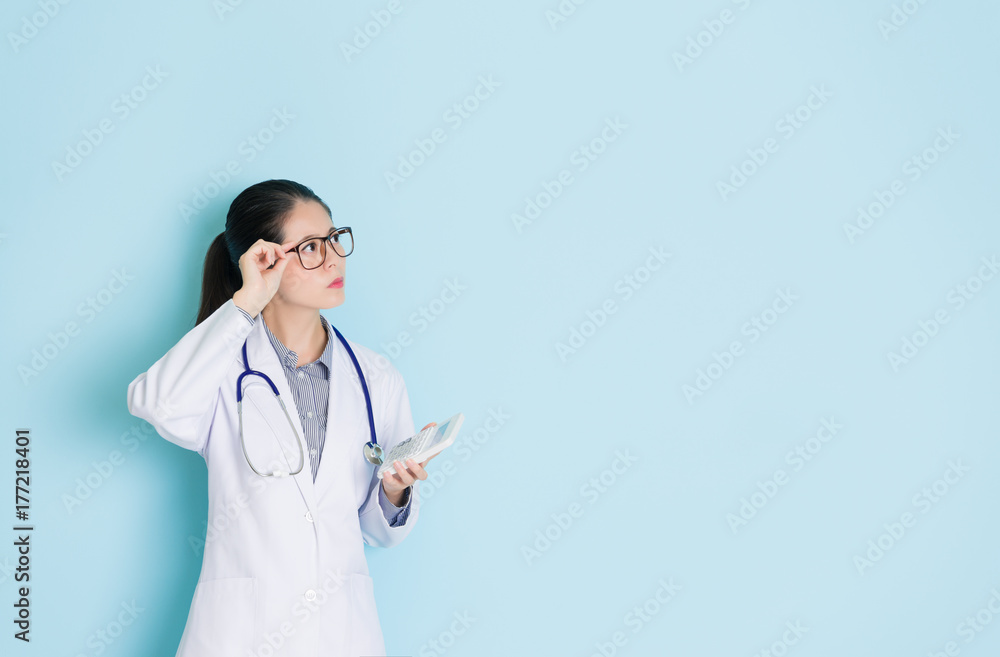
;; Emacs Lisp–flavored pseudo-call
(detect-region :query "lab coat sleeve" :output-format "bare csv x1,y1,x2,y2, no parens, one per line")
126,298,256,456
359,367,419,548
235,306,257,326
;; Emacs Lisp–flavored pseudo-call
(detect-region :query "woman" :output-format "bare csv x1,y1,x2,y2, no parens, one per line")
127,179,435,656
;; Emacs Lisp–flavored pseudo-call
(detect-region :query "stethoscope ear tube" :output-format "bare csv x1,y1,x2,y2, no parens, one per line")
329,324,383,466
238,339,306,477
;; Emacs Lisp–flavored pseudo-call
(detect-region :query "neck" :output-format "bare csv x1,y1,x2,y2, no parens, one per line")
261,301,327,364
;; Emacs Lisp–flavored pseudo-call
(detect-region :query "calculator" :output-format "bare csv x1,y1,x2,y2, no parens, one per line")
376,412,465,479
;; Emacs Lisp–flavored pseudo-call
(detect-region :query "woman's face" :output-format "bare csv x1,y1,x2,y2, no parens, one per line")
271,199,346,310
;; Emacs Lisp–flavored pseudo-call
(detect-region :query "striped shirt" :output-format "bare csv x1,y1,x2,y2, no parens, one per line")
236,306,410,525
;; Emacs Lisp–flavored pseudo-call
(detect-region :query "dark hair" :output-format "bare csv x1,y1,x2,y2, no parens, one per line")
196,179,332,325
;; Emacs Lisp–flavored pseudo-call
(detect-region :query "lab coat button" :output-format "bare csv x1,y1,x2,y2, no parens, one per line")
304,511,314,523
305,589,317,601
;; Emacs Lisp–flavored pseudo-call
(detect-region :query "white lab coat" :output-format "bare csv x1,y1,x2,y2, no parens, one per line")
126,298,419,657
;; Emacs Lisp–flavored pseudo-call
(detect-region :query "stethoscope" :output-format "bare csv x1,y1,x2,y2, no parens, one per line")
236,322,384,478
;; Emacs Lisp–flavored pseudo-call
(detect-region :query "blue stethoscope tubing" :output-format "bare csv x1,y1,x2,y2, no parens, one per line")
236,321,383,478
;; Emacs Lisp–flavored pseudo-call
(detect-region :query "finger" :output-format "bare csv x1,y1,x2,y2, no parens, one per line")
254,239,274,256
421,422,438,431
253,243,277,268
262,244,289,271
394,460,416,485
392,460,415,486
271,248,291,270
240,241,263,265
405,458,428,480
418,452,438,469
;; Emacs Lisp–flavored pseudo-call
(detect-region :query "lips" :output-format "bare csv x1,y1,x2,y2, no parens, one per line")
328,277,344,288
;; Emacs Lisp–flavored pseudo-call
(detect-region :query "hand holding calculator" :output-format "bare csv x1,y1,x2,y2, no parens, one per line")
377,413,464,479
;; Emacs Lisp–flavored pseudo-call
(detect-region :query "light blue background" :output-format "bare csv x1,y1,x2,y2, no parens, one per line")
3,0,999,655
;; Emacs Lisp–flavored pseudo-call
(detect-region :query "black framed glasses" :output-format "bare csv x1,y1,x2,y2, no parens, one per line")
284,227,354,270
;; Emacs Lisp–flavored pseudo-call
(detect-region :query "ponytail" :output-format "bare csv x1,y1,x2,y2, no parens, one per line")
196,232,242,325
194,179,333,326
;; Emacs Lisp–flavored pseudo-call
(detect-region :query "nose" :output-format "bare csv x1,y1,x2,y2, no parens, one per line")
323,247,342,269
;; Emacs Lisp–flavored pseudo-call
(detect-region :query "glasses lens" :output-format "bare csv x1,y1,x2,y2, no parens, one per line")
296,231,353,269
298,238,325,270
331,230,353,257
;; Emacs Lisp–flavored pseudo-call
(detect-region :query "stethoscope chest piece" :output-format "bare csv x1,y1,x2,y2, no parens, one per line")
363,441,383,465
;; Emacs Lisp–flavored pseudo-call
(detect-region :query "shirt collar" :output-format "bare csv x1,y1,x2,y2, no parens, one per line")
261,313,336,379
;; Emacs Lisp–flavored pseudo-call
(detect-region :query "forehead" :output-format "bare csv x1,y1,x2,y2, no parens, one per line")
283,200,334,242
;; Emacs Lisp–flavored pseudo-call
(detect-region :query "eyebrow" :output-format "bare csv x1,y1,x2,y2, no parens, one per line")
295,227,337,242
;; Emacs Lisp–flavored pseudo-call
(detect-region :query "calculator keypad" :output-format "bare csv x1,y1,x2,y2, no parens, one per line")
384,426,435,467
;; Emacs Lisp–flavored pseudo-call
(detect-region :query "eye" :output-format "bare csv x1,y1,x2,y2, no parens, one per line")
301,241,317,253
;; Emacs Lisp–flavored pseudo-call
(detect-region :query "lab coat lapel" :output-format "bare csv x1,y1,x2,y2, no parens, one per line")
314,327,368,503
240,318,318,514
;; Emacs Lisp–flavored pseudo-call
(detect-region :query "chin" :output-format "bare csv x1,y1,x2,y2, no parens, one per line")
322,291,346,309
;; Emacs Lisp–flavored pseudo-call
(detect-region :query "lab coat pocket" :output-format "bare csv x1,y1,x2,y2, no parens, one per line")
348,572,386,656
178,577,257,657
